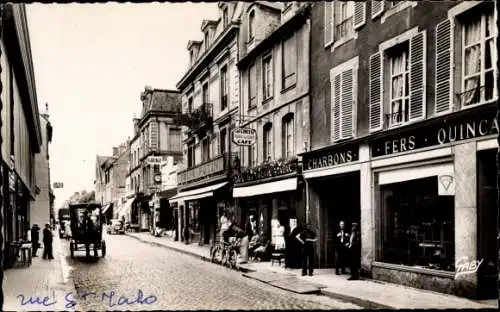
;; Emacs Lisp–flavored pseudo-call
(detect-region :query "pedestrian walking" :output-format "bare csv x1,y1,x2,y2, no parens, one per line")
31,224,40,257
42,224,54,260
348,222,361,280
296,223,317,276
335,220,350,275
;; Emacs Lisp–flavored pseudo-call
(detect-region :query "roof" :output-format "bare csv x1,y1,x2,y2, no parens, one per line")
141,89,181,117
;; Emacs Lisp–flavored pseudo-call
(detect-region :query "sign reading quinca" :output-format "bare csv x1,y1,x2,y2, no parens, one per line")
232,128,256,146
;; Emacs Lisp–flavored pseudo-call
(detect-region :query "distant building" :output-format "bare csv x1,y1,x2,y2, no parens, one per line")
1,4,43,269
126,87,182,232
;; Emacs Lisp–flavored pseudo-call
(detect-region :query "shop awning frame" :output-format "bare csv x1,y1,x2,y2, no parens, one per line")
377,163,454,186
233,177,298,198
169,182,228,204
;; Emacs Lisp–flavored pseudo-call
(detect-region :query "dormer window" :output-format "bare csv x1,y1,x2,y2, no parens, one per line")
249,11,255,41
204,32,209,50
223,7,229,28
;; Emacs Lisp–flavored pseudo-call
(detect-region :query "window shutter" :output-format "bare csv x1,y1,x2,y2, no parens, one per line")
324,2,334,47
330,72,341,142
409,30,426,121
369,52,383,131
341,69,354,139
435,19,453,114
371,0,384,19
354,2,367,30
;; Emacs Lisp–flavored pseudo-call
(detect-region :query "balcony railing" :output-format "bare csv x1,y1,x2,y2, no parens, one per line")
335,17,353,40
175,103,213,133
385,110,409,127
456,85,493,107
178,152,238,186
233,157,300,184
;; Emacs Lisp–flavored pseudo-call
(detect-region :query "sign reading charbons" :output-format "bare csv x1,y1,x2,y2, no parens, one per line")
232,128,256,146
303,144,359,171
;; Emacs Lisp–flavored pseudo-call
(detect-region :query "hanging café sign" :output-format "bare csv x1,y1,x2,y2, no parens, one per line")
371,105,498,157
232,128,256,146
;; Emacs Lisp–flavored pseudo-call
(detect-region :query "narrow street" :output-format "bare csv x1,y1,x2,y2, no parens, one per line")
61,234,361,310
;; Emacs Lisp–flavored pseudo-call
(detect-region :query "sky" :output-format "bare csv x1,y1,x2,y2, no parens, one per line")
26,3,219,209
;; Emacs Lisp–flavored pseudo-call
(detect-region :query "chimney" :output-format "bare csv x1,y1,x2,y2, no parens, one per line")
112,147,119,156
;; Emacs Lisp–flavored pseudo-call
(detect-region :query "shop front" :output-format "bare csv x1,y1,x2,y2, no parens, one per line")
233,159,305,268
171,153,237,246
367,103,498,299
301,142,364,268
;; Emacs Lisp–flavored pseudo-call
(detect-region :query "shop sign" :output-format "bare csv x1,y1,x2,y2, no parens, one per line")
147,156,163,165
371,105,498,157
178,156,225,185
438,174,455,196
232,128,256,146
302,144,359,171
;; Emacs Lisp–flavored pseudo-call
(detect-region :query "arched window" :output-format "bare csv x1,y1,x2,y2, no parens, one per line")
263,122,273,161
249,11,255,40
282,113,294,159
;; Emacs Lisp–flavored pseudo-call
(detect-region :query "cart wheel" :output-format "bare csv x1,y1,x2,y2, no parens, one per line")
101,241,106,258
70,242,74,258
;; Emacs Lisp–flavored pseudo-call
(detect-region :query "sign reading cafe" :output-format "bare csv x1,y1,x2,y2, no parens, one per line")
232,128,256,146
303,143,359,171
371,105,498,157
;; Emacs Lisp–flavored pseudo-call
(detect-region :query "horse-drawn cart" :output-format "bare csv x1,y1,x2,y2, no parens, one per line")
68,202,106,258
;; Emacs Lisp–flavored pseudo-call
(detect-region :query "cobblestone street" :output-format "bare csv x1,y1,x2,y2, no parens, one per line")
62,234,361,310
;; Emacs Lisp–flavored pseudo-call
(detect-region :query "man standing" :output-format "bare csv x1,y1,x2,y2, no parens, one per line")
296,223,317,276
31,224,40,257
348,223,361,280
42,224,54,260
335,221,350,275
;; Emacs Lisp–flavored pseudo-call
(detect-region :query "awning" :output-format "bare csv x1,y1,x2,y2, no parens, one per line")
233,177,297,198
102,203,113,214
378,163,454,186
169,182,228,204
118,198,135,217
158,188,178,200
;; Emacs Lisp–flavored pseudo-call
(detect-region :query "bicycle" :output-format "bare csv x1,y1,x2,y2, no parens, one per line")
223,237,241,269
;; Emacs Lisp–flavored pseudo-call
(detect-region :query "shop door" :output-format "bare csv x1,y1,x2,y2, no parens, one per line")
477,149,498,299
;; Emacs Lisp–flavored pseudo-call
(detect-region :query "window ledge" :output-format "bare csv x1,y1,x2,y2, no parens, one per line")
248,105,257,112
330,33,358,53
372,261,455,279
262,96,274,105
381,1,418,24
281,84,296,94
455,97,499,113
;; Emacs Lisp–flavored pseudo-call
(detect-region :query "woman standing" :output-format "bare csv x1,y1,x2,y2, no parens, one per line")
348,223,361,280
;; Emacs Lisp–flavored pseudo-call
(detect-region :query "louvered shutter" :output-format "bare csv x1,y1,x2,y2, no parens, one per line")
330,72,341,142
371,0,384,19
324,2,334,47
354,2,367,30
435,19,453,114
369,52,383,131
341,69,354,139
409,31,426,121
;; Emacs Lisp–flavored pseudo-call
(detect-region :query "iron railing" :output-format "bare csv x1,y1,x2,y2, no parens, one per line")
234,157,300,184
178,152,238,186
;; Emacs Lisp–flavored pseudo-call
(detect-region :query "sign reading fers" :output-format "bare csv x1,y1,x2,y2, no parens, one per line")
372,106,498,157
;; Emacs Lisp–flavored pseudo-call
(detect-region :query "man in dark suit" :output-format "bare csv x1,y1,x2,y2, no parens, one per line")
335,221,350,275
296,223,317,276
31,224,40,257
42,224,54,260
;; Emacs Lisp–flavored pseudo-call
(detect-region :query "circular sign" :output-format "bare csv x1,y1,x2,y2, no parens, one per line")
154,175,161,183
232,128,257,146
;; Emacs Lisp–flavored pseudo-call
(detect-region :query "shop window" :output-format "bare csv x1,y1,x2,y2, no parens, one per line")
380,176,455,272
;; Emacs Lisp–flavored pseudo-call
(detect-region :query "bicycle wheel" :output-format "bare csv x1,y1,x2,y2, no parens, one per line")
210,245,216,262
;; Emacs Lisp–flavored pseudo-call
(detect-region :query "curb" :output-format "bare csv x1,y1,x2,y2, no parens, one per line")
319,289,394,310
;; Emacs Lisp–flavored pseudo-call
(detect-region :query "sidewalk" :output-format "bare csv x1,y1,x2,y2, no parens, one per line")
127,231,498,310
3,234,79,311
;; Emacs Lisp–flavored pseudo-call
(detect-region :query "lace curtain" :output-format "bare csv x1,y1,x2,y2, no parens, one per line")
464,19,481,105
391,53,407,122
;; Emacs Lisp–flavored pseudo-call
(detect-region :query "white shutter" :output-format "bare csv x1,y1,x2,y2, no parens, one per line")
369,52,383,131
324,2,334,47
409,30,426,121
354,2,367,30
330,72,341,142
371,0,384,19
435,19,453,115
341,69,354,139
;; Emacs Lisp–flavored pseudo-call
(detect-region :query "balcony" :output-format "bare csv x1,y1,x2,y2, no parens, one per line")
178,153,238,187
176,103,213,136
233,157,300,184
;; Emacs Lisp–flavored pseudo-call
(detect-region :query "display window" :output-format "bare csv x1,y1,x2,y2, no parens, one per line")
380,176,455,271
